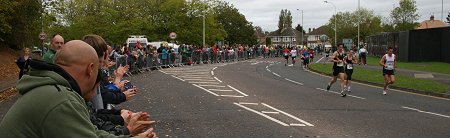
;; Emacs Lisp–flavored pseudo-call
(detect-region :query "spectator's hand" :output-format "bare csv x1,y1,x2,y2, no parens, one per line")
127,112,155,136
121,110,133,125
123,89,137,101
108,61,116,67
132,128,156,138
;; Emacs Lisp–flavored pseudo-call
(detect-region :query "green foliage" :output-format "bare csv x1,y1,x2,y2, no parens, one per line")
390,0,420,31
278,9,293,30
295,24,305,33
265,37,272,46
325,8,382,46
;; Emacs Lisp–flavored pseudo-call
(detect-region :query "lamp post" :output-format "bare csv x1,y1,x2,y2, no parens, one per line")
296,9,304,47
358,0,360,48
324,0,337,47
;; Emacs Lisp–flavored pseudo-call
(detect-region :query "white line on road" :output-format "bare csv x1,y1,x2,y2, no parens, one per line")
238,102,259,105
213,77,223,83
227,85,249,96
272,72,281,77
315,88,366,100
183,79,216,81
402,106,450,119
266,68,271,72
192,84,219,96
266,66,269,69
290,123,306,127
261,111,280,114
261,103,314,126
284,78,304,85
178,76,211,79
198,85,226,87
211,71,214,76
159,70,168,74
208,89,233,92
315,56,325,64
171,75,185,81
251,62,260,65
234,103,289,126
189,82,220,84
212,67,218,70
221,95,245,98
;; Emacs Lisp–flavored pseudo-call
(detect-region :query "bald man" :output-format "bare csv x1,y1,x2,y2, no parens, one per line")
43,34,64,63
0,40,155,138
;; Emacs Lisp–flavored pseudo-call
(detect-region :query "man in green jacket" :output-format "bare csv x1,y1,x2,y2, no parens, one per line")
42,34,64,63
0,40,155,138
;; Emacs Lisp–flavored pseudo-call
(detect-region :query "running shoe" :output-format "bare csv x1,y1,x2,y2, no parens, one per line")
341,91,347,97
347,87,351,92
383,90,387,95
343,85,347,92
326,84,331,91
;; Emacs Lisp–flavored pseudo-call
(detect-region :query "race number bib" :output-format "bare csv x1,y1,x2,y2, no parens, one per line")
385,61,394,70
337,62,344,67
347,64,353,69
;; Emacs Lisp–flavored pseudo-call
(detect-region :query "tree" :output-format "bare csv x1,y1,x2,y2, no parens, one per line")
265,37,272,46
254,26,263,35
214,1,256,45
295,24,305,33
446,12,450,23
390,0,420,31
278,9,293,30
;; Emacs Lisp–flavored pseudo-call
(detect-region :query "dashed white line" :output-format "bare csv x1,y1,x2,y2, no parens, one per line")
198,85,226,87
221,95,245,98
234,103,289,126
208,89,233,92
238,102,259,105
272,72,281,77
266,66,269,69
211,71,214,76
212,67,218,70
227,85,249,96
171,75,185,81
213,77,223,83
261,111,280,114
315,88,366,100
159,70,168,74
261,103,314,126
183,79,216,81
192,84,219,96
189,82,220,84
290,123,306,126
402,106,450,118
284,78,304,85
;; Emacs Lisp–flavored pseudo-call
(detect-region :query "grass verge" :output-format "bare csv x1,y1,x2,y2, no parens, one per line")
364,56,450,74
309,64,450,93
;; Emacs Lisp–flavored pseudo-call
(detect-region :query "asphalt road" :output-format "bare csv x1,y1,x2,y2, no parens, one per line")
118,57,450,137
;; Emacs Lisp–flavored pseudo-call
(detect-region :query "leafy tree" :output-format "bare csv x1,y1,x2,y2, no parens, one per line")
295,24,305,33
390,0,420,31
265,37,272,46
446,12,450,23
278,9,293,30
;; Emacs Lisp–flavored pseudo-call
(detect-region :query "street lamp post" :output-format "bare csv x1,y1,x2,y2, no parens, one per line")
296,9,304,47
358,0,360,48
324,0,337,47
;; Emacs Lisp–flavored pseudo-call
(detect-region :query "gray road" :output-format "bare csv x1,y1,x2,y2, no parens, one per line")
118,57,450,138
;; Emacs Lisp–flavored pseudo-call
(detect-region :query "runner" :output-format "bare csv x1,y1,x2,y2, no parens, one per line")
344,50,358,92
301,48,310,68
283,47,290,66
326,44,346,97
290,47,297,65
379,47,396,95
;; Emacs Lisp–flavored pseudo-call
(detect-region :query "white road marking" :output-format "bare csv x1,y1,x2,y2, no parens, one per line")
189,82,220,84
402,106,450,118
178,76,211,79
192,84,219,96
238,102,259,105
213,77,223,83
251,62,260,65
198,85,226,87
212,67,218,70
183,79,216,81
315,88,366,100
290,123,306,126
211,71,214,76
208,89,233,92
171,75,185,81
266,68,271,72
284,78,304,85
315,56,325,64
227,85,249,96
261,111,280,114
221,95,245,98
159,70,168,74
261,103,314,126
234,103,289,126
266,66,269,69
272,72,281,77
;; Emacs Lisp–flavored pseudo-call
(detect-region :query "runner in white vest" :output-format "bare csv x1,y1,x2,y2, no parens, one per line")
379,47,396,95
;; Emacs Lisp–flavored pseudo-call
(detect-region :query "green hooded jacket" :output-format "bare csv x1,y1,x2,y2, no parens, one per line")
0,60,129,138
42,49,56,63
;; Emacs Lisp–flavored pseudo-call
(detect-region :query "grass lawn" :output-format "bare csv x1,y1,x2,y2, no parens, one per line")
364,56,450,74
309,64,450,93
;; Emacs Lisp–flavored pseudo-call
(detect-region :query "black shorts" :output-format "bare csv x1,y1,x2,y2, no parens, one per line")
291,56,296,59
345,69,353,80
333,66,345,76
303,59,309,65
284,56,289,59
383,69,395,76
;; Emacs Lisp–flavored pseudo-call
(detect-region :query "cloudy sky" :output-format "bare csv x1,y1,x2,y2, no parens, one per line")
223,0,449,32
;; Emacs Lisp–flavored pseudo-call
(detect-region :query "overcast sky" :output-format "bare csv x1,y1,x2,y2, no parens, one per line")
223,0,449,32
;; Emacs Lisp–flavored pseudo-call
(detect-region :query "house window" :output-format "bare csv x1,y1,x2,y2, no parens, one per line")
293,37,296,41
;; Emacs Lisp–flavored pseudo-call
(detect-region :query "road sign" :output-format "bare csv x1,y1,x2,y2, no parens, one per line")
169,32,177,39
39,32,46,40
343,38,352,49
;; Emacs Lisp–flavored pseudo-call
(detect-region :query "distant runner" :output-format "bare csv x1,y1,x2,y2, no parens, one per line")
283,47,290,66
327,44,346,97
344,50,358,92
379,47,396,95
290,47,297,65
301,49,310,68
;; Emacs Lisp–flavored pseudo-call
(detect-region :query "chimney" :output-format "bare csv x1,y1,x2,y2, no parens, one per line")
313,28,316,31
308,28,311,33
430,15,435,21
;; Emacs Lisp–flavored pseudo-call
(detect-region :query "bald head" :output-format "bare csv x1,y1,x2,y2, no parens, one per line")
54,40,99,101
51,34,64,51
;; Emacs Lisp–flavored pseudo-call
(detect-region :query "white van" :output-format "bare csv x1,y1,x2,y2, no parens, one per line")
126,35,148,48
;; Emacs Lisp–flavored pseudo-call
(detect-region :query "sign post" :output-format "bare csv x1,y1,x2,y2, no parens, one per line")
39,32,46,56
169,32,177,48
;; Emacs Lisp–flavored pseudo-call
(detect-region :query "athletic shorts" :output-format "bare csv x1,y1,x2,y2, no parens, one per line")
345,69,353,80
333,66,345,76
284,56,289,59
303,59,309,65
291,56,296,59
383,69,395,76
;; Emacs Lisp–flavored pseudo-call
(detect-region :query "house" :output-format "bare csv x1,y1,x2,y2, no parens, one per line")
254,31,267,46
417,15,448,29
305,26,327,49
267,27,305,47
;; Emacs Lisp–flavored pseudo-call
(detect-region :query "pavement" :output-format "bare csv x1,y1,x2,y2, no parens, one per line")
1,57,450,137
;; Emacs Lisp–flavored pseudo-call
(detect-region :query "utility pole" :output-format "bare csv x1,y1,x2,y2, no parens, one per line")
357,0,360,48
324,0,337,47
297,9,304,47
